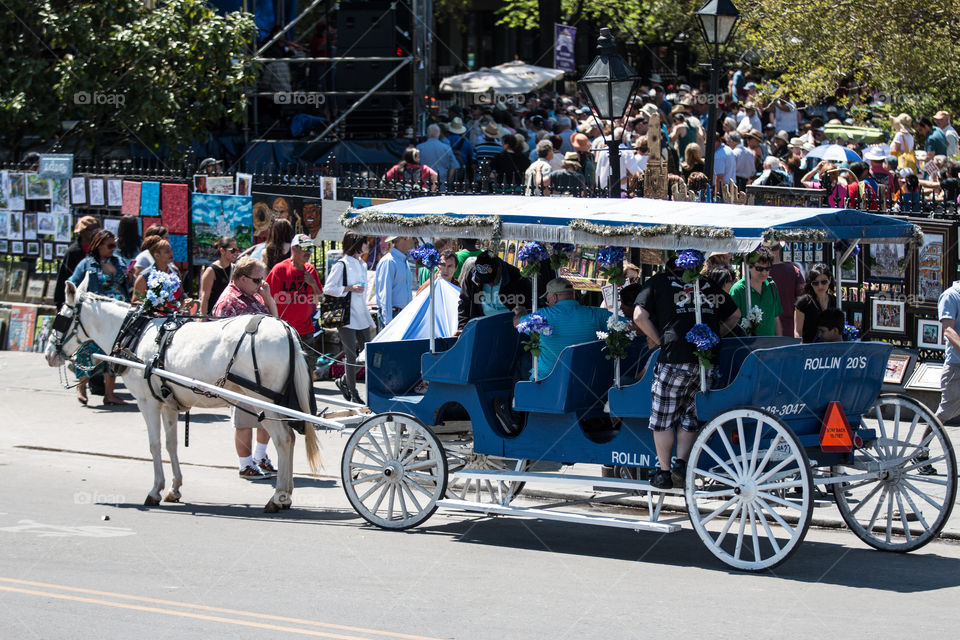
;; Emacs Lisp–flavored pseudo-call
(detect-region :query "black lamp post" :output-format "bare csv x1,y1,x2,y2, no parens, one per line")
579,28,639,198
696,0,741,199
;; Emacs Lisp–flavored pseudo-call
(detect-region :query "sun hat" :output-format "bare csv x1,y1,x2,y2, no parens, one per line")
561,151,582,169
482,122,500,138
447,116,466,134
863,147,887,161
639,104,660,120
788,136,805,148
571,133,591,153
775,130,790,143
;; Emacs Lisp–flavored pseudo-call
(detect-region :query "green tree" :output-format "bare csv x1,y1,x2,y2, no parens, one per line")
738,0,960,118
0,0,256,156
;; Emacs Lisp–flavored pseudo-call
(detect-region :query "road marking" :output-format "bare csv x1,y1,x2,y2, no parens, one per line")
0,578,440,640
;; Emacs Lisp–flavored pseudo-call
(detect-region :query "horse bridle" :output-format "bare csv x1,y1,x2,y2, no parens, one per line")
51,295,91,359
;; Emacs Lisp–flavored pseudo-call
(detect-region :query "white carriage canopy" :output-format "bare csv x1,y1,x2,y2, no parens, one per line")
342,195,920,253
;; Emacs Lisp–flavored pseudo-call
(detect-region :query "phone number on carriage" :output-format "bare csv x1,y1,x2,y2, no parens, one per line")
761,403,807,417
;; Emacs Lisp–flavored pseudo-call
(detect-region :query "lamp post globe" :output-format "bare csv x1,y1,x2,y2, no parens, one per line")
696,0,740,200
578,27,639,198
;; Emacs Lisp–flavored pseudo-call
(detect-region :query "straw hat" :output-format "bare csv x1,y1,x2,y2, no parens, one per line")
482,121,500,139
639,104,660,120
561,151,582,170
788,136,805,148
670,103,690,116
892,113,915,134
447,116,466,134
571,133,591,153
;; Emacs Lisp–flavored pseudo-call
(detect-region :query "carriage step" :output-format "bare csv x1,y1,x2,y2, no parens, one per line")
437,499,683,533
450,469,685,495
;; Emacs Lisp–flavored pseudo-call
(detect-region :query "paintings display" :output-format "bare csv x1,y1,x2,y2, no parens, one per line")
883,353,912,385
251,192,320,243
8,211,22,239
6,263,27,298
6,304,37,351
190,193,253,265
37,212,56,236
88,178,105,206
917,318,946,350
70,177,87,204
23,213,36,241
107,179,123,207
50,178,70,213
4,172,26,210
870,298,906,334
205,176,235,195
55,212,72,243
322,177,337,201
25,173,51,200
865,242,907,283
915,228,947,306
235,173,252,196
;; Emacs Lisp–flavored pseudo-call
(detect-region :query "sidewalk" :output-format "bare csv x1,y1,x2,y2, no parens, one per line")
3,351,958,540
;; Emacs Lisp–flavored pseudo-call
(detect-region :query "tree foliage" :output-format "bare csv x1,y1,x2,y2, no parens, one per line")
0,0,256,156
735,1,960,117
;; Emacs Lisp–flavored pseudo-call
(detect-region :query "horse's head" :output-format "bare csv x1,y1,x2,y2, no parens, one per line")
45,274,90,368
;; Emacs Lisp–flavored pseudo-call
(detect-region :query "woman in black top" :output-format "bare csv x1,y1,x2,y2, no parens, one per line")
794,263,837,342
198,236,239,315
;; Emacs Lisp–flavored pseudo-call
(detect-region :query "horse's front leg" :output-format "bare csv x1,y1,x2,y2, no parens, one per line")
141,402,165,506
265,417,294,513
160,405,182,502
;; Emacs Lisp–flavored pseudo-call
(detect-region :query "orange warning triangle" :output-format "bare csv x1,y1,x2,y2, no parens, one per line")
820,401,853,452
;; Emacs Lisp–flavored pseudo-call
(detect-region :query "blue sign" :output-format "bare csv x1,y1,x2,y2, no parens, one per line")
38,154,74,180
554,24,576,73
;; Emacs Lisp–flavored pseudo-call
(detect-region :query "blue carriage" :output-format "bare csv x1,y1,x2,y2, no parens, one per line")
338,196,957,571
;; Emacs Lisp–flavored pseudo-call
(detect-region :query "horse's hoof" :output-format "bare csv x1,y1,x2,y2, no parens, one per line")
264,501,280,514
144,495,161,507
163,492,180,503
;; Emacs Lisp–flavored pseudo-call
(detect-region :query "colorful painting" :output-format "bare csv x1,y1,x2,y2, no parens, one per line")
871,298,906,334
140,181,160,216
121,180,141,215
916,232,945,304
23,213,36,241
5,172,26,210
160,182,189,233
55,212,72,243
865,242,907,283
50,178,70,213
25,173,51,200
190,193,253,265
205,176,234,195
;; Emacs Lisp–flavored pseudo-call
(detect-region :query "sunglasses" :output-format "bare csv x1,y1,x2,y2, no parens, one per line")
226,247,239,253
245,276,263,285
813,279,830,286
752,265,771,273
105,243,116,249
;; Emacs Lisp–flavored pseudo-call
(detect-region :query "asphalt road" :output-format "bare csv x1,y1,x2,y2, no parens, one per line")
2,352,960,639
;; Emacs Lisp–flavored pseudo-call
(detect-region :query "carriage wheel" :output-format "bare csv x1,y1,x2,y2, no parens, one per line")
341,413,447,530
686,408,813,571
445,446,526,504
833,394,957,552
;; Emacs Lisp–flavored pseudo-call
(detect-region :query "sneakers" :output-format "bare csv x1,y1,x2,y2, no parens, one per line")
915,452,938,476
650,469,674,490
334,376,351,402
671,460,687,489
255,457,277,477
493,396,522,435
239,464,266,479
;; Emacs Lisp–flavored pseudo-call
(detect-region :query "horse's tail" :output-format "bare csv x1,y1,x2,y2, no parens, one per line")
292,342,322,475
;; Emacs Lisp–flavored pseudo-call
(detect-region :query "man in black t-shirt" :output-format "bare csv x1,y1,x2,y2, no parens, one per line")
633,262,740,490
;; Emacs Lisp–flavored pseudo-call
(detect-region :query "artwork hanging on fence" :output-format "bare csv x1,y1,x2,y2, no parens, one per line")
121,180,141,215
8,212,22,239
70,177,87,204
160,183,189,233
205,176,234,195
107,179,123,207
88,178,105,207
322,177,337,201
871,297,906,334
0,240,7,254
6,263,27,298
140,181,160,216
23,213,36,241
26,241,39,256
43,242,54,262
4,172,25,210
0,211,8,239
55,213,72,243
37,212,56,236
25,274,45,302
33,315,55,352
865,242,907,283
250,192,312,243
56,244,68,258
102,217,121,237
236,173,252,196
50,179,70,213
914,228,947,306
25,173,51,200
190,193,252,265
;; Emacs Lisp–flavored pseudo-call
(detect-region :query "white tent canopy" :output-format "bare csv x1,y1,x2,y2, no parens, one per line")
440,61,564,95
342,195,919,254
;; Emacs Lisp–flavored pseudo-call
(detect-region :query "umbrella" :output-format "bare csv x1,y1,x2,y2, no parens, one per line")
492,60,565,88
805,144,862,163
823,123,885,144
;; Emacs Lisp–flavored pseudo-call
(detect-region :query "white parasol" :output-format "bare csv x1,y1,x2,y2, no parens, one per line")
440,61,563,95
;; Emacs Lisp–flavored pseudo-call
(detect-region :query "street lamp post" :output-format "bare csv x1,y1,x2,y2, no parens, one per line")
578,28,639,198
696,0,741,199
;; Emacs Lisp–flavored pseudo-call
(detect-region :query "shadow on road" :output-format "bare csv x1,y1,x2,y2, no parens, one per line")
409,515,960,591
109,500,361,525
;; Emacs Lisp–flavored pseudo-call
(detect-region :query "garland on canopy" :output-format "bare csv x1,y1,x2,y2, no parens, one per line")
340,210,504,242
569,219,736,240
761,228,827,242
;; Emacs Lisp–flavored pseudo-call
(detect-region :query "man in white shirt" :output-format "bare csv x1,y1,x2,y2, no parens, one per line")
934,110,959,158
729,131,757,190
770,97,799,136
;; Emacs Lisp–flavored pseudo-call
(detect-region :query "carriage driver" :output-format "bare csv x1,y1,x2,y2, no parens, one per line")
632,255,741,490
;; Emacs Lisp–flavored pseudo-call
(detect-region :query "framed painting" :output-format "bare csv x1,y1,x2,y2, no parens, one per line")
864,242,907,284
917,318,946,350
870,297,906,334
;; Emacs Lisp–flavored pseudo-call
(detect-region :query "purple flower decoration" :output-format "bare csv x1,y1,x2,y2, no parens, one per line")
597,246,626,269
410,243,441,269
675,249,705,271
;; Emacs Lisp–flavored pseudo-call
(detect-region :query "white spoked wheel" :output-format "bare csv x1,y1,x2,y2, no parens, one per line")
833,394,957,552
686,408,813,571
445,445,526,504
341,413,448,530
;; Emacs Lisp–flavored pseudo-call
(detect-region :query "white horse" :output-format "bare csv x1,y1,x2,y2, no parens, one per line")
45,275,321,512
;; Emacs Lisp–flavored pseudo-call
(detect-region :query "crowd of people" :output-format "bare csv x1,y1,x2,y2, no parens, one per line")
378,77,959,209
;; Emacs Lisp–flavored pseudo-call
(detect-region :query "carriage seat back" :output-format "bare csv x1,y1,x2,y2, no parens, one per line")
366,337,455,397
697,342,894,431
712,336,800,389
514,340,614,414
421,313,521,384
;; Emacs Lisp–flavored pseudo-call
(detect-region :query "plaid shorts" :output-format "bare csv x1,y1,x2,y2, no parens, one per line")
649,362,702,433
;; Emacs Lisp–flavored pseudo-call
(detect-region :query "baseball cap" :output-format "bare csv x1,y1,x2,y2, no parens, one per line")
472,251,499,285
544,278,574,294
291,233,315,249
